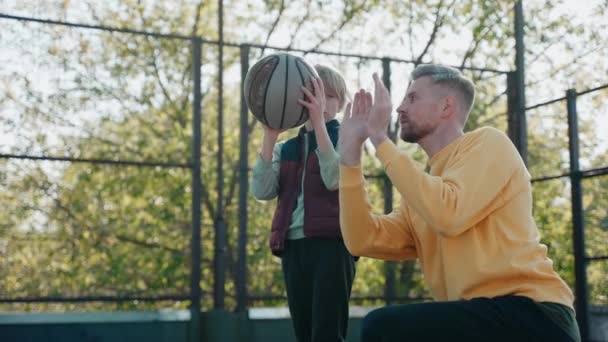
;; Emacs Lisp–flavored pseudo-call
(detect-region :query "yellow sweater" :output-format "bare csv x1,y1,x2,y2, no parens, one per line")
339,127,574,309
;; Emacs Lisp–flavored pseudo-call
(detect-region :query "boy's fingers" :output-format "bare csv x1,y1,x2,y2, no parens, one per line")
317,78,325,96
301,86,314,98
312,78,322,98
298,99,311,107
301,87,320,105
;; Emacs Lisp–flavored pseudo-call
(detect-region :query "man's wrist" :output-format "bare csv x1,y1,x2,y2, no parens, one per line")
338,143,362,167
369,133,388,147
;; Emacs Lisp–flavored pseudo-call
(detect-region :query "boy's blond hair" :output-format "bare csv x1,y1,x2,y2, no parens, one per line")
315,64,349,111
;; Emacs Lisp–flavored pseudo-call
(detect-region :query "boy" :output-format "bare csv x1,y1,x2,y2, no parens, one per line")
251,64,356,342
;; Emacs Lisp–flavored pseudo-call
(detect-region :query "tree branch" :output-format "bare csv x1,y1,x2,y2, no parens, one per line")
115,233,184,254
200,181,217,226
460,25,492,69
415,0,444,64
526,43,606,89
175,1,206,122
415,0,456,65
286,0,312,49
223,117,259,212
190,1,205,36
304,2,366,55
259,0,287,57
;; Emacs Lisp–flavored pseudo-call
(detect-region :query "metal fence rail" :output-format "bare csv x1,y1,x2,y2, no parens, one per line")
1,7,606,342
0,12,507,312
521,85,608,341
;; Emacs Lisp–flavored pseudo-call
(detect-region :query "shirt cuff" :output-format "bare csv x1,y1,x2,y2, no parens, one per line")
316,146,338,165
252,154,273,175
339,164,365,188
375,139,400,168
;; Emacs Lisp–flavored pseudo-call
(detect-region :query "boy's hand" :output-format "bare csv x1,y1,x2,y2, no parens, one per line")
298,78,326,127
263,125,286,141
260,125,286,162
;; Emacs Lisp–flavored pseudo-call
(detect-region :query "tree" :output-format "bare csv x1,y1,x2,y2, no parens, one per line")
0,0,606,311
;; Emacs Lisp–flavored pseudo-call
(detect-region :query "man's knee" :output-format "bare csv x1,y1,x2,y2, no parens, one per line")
361,308,389,341
361,305,434,341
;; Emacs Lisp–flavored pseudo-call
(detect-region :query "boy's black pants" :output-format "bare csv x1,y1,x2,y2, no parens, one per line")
281,238,356,342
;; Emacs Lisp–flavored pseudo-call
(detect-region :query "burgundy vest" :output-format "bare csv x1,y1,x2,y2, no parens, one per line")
268,121,341,256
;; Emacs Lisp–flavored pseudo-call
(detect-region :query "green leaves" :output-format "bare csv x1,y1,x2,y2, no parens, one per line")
1,0,606,311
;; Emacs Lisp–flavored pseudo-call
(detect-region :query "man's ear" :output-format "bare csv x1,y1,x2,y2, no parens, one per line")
441,95,457,119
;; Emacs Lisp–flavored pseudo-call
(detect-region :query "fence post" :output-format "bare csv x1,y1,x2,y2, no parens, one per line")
189,37,203,342
236,44,250,313
381,58,396,305
507,0,528,165
567,88,589,341
214,0,226,310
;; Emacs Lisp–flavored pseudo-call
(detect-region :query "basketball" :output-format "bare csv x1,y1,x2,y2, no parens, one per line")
244,53,319,129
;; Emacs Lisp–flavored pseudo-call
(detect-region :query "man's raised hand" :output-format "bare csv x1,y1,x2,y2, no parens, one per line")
339,89,372,167
368,73,392,146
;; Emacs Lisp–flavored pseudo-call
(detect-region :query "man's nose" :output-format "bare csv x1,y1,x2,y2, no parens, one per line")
397,106,407,117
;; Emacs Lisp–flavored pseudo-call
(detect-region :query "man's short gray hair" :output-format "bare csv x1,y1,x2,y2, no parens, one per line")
411,64,476,117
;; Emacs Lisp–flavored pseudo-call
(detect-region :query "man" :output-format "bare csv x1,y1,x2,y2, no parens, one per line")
338,64,580,341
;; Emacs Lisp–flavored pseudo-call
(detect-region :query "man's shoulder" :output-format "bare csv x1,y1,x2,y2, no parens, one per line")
467,126,511,145
467,126,524,167
470,126,504,136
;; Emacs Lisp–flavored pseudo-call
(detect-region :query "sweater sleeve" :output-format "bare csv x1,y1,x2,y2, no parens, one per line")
316,144,340,191
339,164,418,260
375,128,521,237
250,142,282,200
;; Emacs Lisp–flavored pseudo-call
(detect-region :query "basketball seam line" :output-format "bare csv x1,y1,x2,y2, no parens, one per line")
261,56,279,127
280,54,289,129
248,60,265,124
299,59,317,127
294,60,307,127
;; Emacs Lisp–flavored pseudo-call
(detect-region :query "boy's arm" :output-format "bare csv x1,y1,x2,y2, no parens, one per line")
339,164,417,260
312,115,333,154
299,77,340,190
376,128,521,237
316,146,340,191
251,142,282,200
315,136,340,191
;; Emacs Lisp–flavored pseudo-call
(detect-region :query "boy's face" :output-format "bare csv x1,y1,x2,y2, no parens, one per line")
323,92,340,121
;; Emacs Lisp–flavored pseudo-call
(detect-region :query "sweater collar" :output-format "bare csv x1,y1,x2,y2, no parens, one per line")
299,119,340,136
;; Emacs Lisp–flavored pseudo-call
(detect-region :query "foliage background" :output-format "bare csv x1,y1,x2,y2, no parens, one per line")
0,0,606,311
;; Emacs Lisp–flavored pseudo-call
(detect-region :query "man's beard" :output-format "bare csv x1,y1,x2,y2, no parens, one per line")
400,121,435,143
